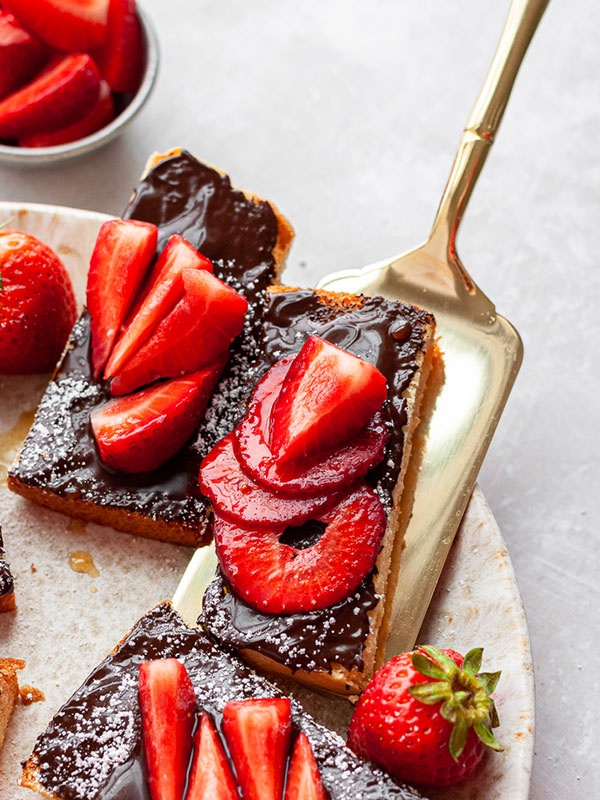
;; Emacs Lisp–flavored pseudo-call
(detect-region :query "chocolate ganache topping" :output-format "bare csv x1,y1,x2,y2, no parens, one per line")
201,289,434,674
26,603,424,800
11,152,282,541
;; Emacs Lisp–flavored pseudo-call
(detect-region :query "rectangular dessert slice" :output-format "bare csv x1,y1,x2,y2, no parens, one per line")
9,149,294,547
21,602,424,800
0,527,15,612
200,286,439,696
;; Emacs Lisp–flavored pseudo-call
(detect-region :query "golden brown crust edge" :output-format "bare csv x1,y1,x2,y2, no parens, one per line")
0,659,24,753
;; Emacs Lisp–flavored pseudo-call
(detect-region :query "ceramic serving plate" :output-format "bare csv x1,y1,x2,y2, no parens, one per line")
0,202,534,800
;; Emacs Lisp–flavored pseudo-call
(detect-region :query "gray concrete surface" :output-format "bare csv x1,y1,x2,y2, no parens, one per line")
1,1,598,796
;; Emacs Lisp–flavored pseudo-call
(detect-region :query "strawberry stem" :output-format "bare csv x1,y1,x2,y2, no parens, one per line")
408,645,503,762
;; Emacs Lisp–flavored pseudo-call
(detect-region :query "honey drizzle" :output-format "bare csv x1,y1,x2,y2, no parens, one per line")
68,551,99,579
0,409,36,484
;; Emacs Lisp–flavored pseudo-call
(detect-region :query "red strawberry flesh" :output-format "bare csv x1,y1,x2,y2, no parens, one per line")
109,269,248,396
91,360,226,473
87,218,157,379
0,11,49,100
235,358,389,496
2,0,109,51
0,230,77,374
199,432,343,528
214,482,386,613
222,698,292,800
95,0,143,93
104,235,213,379
271,335,388,462
139,658,197,800
19,78,115,147
185,714,238,800
0,52,102,139
284,732,327,800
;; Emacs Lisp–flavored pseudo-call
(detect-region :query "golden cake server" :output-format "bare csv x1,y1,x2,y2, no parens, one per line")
174,0,549,656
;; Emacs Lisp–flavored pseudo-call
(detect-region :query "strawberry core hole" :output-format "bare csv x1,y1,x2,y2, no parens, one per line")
278,520,327,550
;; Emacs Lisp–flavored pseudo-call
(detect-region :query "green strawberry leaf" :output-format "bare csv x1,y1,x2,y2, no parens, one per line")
478,670,501,695
419,645,459,674
462,647,483,676
408,682,452,704
449,717,470,761
411,651,448,681
473,720,504,751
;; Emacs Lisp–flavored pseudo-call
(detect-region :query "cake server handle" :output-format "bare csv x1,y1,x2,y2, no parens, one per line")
427,0,550,269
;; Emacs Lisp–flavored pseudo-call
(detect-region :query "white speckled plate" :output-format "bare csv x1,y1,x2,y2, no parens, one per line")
0,202,534,800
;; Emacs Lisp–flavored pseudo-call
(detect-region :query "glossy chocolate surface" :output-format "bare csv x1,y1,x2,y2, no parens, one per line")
0,527,14,598
28,603,423,800
11,152,281,537
201,289,433,672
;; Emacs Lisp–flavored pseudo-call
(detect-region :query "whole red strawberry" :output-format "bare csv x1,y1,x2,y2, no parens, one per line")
0,228,77,373
347,646,502,787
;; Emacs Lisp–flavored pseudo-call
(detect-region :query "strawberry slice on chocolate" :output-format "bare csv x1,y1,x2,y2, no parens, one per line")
95,0,143,93
199,432,342,528
0,53,102,139
139,658,197,800
20,78,115,147
87,218,157,379
271,335,388,462
91,360,226,473
0,11,48,100
214,482,386,613
3,0,109,51
284,732,327,800
185,715,239,800
109,269,248,396
105,235,213,379
235,357,389,496
222,698,292,800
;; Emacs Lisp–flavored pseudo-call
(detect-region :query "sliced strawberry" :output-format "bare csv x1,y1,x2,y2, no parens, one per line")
185,714,239,800
214,482,386,613
0,53,102,139
199,432,342,528
235,358,389,496
139,658,197,800
104,235,213,379
0,11,49,100
222,698,292,800
19,78,114,146
87,218,157,379
95,0,143,93
91,360,226,473
109,270,248,396
2,0,109,51
284,733,327,800
271,335,387,463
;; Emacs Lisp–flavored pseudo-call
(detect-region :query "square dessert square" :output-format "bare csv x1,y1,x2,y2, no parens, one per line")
8,150,294,546
200,286,439,695
21,602,424,800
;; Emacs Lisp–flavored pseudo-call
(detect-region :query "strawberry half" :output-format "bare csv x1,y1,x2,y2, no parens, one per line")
222,698,292,800
104,235,213,379
235,357,389,496
91,360,226,473
19,78,115,147
270,335,388,463
185,715,239,800
95,0,143,93
0,53,102,139
214,482,386,613
199,432,342,528
284,733,327,800
87,218,157,379
109,270,248,397
139,658,197,800
2,0,109,51
0,11,49,100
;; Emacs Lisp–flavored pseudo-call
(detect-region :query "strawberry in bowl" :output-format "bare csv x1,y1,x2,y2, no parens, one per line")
0,0,158,160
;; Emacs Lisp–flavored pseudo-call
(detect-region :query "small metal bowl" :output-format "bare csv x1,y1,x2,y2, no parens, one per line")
0,7,159,166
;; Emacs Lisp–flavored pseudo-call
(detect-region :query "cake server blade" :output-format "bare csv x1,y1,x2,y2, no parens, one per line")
173,0,548,651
